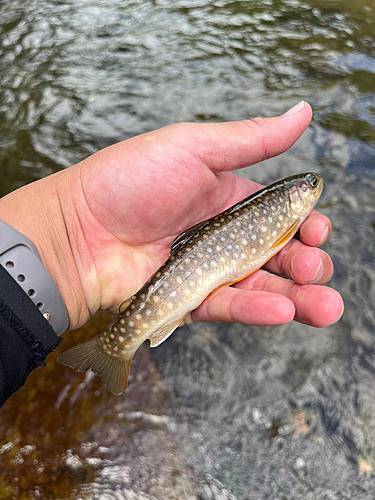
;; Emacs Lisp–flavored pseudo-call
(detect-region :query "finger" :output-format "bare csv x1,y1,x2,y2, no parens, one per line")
183,101,312,173
299,211,332,247
191,286,296,326
235,269,344,328
264,239,334,285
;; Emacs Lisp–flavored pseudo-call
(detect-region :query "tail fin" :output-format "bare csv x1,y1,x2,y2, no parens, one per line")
57,335,133,395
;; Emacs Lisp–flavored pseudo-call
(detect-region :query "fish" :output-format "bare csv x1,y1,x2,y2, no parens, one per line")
57,172,323,395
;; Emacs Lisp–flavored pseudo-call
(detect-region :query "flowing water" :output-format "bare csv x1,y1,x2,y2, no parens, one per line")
1,0,375,498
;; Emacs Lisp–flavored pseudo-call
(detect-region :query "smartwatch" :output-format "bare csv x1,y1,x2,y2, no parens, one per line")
0,220,69,336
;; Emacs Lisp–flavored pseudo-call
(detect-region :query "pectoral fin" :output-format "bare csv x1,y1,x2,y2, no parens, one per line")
270,220,300,249
149,316,186,347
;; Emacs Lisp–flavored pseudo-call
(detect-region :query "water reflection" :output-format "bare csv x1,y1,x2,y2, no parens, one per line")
1,0,375,498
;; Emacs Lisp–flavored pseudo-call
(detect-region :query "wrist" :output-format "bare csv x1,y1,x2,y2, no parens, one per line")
0,171,89,329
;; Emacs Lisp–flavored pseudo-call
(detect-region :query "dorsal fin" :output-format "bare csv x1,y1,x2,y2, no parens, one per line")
170,219,210,255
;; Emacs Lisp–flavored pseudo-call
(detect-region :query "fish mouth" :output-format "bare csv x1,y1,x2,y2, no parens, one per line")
312,173,323,200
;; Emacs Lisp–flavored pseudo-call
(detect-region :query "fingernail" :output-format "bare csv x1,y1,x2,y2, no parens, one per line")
317,226,329,247
282,101,305,116
309,257,324,283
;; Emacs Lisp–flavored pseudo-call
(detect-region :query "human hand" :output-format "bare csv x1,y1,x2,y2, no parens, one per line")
0,101,343,330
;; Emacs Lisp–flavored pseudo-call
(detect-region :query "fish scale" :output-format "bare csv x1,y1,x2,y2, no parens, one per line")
58,172,323,395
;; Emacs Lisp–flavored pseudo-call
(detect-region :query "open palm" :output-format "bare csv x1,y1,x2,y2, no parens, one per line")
51,103,342,331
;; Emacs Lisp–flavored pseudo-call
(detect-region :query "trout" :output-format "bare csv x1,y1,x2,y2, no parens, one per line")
58,173,323,394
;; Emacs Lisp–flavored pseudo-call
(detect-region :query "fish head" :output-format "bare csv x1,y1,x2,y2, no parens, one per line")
286,173,323,217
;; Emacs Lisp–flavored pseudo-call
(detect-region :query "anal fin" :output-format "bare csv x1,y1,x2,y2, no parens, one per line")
149,316,186,347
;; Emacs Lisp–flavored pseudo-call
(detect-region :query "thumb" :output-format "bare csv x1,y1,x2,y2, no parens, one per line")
179,101,312,173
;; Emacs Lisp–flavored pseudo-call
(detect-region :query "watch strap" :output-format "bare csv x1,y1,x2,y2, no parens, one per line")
0,220,69,336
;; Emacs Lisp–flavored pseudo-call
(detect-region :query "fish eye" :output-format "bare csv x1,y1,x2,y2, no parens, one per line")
307,174,318,188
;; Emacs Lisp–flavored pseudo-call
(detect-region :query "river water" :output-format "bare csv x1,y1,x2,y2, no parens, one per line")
0,0,375,499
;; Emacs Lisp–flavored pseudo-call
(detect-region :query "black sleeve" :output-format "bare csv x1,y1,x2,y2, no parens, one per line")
0,264,61,406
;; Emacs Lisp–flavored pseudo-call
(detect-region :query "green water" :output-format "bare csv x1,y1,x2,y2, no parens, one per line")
1,0,375,498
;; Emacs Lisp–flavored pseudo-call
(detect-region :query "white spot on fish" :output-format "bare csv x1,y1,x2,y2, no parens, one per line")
156,272,161,278
176,276,183,284
276,222,281,228
145,309,152,316
129,321,134,327
259,238,264,245
220,256,226,262
170,291,177,298
110,333,115,339
135,314,142,320
242,239,248,246
168,302,174,309
119,336,124,342
230,259,236,265
120,328,125,334
125,311,131,317
153,296,161,303
251,234,257,241
272,230,277,237
251,248,256,254
261,226,267,233
241,253,246,259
